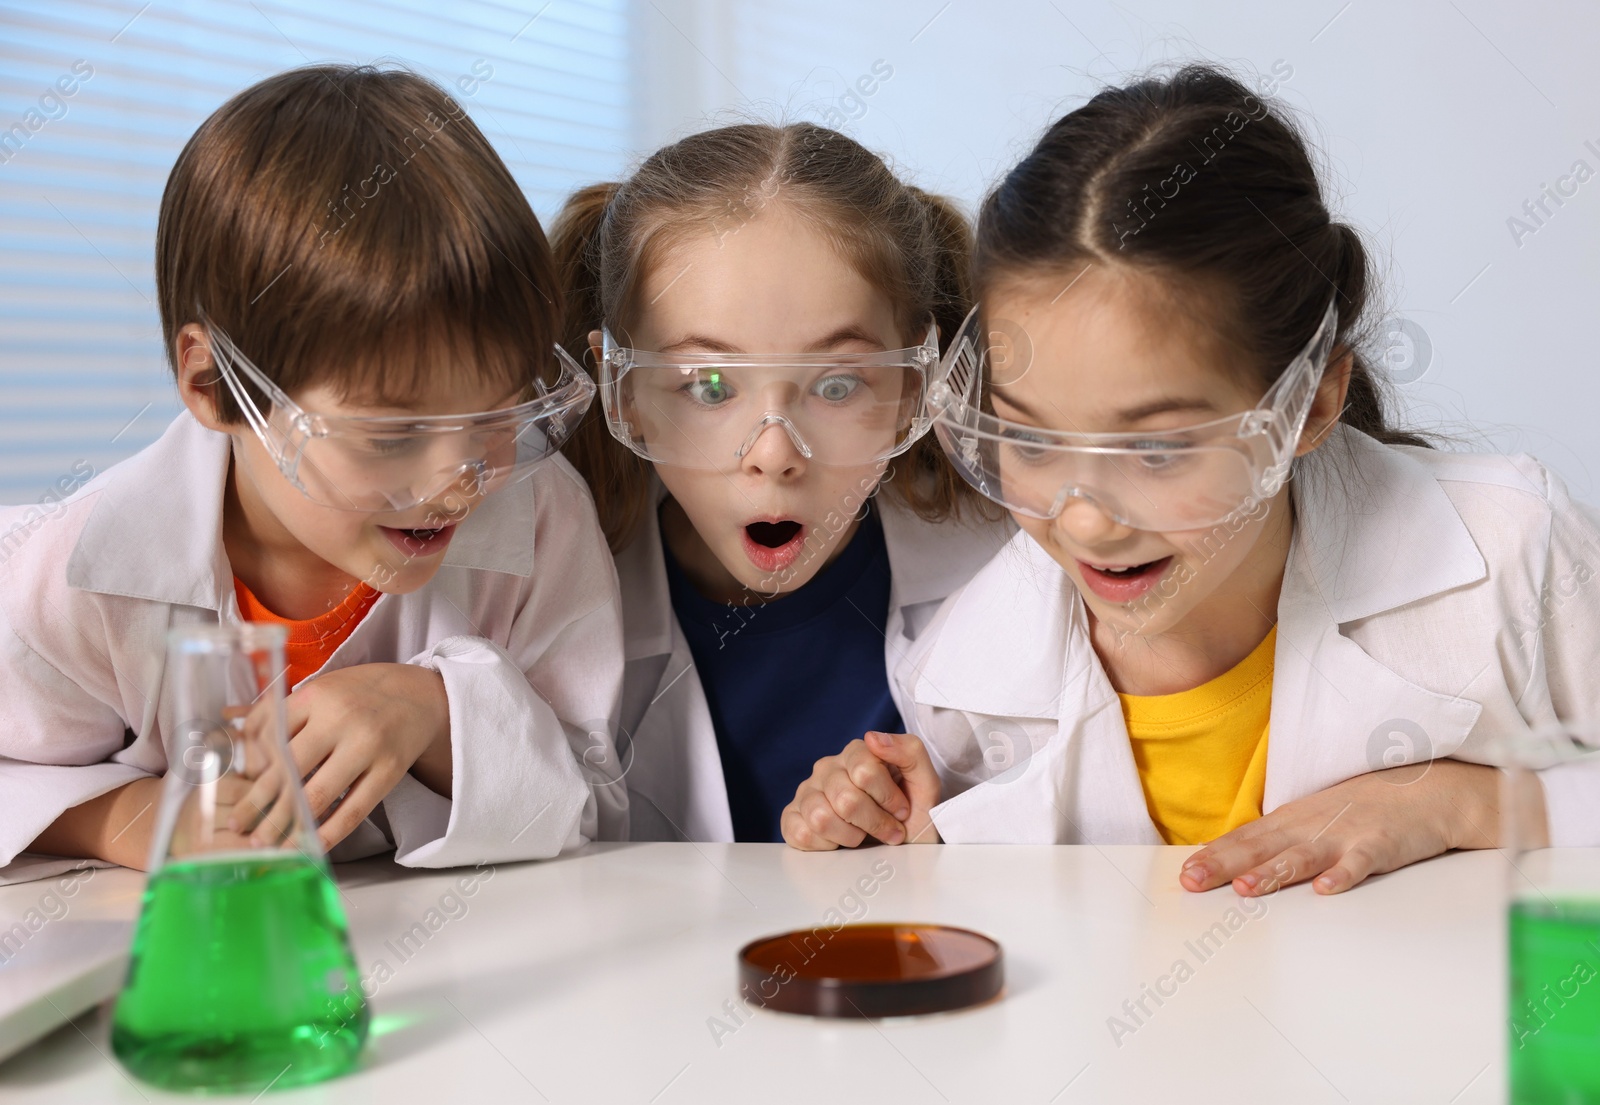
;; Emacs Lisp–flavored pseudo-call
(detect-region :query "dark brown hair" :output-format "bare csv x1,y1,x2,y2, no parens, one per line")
550,122,990,551
974,64,1425,448
157,64,561,422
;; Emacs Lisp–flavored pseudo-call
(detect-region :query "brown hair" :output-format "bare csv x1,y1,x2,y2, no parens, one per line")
550,122,990,551
157,64,561,422
974,64,1426,448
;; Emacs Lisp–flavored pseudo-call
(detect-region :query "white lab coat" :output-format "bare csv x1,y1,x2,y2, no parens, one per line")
898,425,1600,846
615,486,1014,841
0,412,626,885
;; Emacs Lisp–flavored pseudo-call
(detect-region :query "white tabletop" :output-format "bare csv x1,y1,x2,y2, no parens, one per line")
0,843,1509,1104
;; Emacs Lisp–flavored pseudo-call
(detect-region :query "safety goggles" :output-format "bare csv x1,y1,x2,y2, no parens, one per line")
597,324,938,470
927,300,1338,531
204,318,595,514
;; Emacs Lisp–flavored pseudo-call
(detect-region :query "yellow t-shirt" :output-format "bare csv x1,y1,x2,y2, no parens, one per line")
1118,626,1276,846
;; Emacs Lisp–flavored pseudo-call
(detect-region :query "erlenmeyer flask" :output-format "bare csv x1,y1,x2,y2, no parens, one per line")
110,623,368,1093
1504,722,1600,1104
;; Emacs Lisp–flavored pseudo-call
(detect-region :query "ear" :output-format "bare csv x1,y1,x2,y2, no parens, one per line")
1294,347,1353,457
587,328,604,369
173,323,235,434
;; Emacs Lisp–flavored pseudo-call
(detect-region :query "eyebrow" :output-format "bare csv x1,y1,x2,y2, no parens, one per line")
658,325,889,354
991,389,1218,427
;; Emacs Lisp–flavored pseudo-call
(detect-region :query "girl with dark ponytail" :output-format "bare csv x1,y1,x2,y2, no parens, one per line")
551,123,1012,844
787,66,1600,897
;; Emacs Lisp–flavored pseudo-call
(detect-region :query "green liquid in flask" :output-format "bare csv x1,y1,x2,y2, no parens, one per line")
1509,898,1600,1104
111,852,368,1093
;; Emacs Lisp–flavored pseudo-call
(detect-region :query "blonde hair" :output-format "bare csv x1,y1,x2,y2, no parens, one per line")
550,122,993,551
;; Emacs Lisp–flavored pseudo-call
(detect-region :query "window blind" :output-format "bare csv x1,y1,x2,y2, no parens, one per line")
0,0,630,501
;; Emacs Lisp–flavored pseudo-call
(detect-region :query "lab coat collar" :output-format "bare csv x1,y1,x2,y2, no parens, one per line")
878,494,1013,611
67,413,233,610
67,412,537,610
914,425,1488,721
616,485,677,662
1263,425,1487,804
1292,424,1486,623
912,531,1090,720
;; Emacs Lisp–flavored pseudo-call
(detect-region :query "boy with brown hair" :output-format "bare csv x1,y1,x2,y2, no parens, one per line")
0,64,624,881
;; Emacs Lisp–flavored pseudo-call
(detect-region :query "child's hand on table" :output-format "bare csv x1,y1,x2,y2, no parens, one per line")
1180,759,1510,896
233,662,452,851
782,731,942,850
27,774,168,870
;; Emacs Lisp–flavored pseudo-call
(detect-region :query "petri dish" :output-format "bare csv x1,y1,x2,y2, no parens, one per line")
737,923,1003,1018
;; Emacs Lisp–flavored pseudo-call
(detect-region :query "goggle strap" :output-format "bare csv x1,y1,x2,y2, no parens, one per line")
203,322,301,421
943,306,983,406
206,330,296,473
1254,299,1339,495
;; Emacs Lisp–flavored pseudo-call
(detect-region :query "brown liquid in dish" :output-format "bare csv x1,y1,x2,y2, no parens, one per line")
743,923,994,980
738,923,1003,1018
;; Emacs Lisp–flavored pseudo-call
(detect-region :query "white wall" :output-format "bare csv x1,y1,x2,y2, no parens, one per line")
635,0,1600,500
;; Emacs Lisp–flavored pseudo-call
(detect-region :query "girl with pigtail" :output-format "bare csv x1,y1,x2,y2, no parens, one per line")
551,122,1011,843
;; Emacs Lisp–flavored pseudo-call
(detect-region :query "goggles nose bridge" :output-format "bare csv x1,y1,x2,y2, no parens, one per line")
1048,484,1134,528
733,413,815,462
1047,483,1084,518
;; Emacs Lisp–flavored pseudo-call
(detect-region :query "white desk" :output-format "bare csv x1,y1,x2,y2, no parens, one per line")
0,844,1509,1104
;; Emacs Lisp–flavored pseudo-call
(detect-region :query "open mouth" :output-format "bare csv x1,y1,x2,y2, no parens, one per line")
1094,561,1162,578
1077,556,1173,602
740,518,807,574
746,520,802,549
379,523,457,559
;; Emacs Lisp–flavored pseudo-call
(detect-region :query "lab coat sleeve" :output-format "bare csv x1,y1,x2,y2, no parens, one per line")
1529,471,1600,846
380,471,627,867
0,604,153,876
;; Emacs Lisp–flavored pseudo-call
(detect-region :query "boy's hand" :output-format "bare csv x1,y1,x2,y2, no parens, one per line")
233,663,452,852
782,731,942,850
29,774,167,871
1179,759,1503,896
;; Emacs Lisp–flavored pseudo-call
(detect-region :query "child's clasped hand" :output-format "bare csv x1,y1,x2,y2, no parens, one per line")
782,731,942,849
232,663,452,851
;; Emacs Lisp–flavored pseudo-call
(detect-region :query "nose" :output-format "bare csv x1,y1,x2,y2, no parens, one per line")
1053,491,1136,546
738,416,810,479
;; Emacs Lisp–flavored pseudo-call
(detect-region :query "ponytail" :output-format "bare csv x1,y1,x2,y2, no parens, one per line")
905,186,974,357
1323,222,1430,448
549,182,656,551
550,181,615,358
894,187,1003,522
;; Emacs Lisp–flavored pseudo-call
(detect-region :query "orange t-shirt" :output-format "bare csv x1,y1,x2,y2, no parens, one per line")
233,577,382,689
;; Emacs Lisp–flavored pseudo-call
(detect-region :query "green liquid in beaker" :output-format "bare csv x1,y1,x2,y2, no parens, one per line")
111,852,368,1093
1509,898,1600,1104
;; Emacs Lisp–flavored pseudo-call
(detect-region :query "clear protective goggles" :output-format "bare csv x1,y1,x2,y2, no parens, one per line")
597,323,939,470
927,300,1338,531
203,317,596,514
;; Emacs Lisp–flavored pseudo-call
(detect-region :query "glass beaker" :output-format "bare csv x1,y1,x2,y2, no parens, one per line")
111,623,368,1093
1504,722,1600,1104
